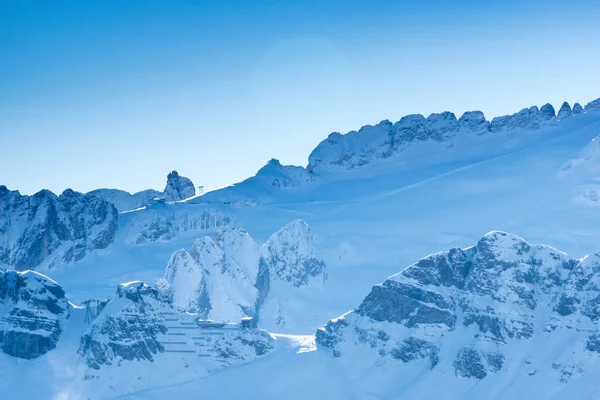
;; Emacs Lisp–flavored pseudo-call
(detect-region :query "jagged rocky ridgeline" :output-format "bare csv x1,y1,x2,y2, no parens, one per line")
0,186,118,270
308,97,600,172
89,170,197,212
317,231,600,382
161,219,326,326
0,269,69,359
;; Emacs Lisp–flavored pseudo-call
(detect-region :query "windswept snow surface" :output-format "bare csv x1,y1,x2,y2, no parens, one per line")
3,100,600,398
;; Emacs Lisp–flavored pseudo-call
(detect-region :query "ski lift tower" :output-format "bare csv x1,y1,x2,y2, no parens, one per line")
198,185,204,195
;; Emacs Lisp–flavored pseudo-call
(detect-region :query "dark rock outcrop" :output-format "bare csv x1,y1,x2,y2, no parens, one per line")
164,171,196,202
0,269,68,359
0,187,118,270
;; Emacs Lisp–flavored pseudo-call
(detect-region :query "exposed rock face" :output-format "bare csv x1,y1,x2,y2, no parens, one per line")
79,280,275,371
573,103,583,114
164,171,196,202
162,220,326,327
317,231,600,382
557,102,572,119
0,269,68,359
260,220,326,288
308,98,599,172
79,281,169,369
0,186,118,270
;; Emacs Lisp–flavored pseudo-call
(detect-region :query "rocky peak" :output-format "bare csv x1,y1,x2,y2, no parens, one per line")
458,111,490,134
557,102,572,119
0,269,68,359
260,219,326,287
539,103,556,120
573,102,583,114
164,170,196,201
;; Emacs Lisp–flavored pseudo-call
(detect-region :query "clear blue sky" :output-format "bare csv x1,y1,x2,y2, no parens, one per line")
1,0,599,195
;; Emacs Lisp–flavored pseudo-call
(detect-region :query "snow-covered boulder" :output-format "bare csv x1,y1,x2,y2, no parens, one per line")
0,186,118,270
0,269,69,359
164,170,196,202
316,231,600,383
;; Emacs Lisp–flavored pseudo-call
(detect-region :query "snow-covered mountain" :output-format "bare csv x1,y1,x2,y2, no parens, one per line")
315,231,600,398
0,186,118,270
3,96,600,398
89,170,196,212
161,220,326,328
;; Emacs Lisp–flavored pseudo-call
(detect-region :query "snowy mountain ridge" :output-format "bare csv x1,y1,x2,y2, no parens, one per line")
308,97,600,172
